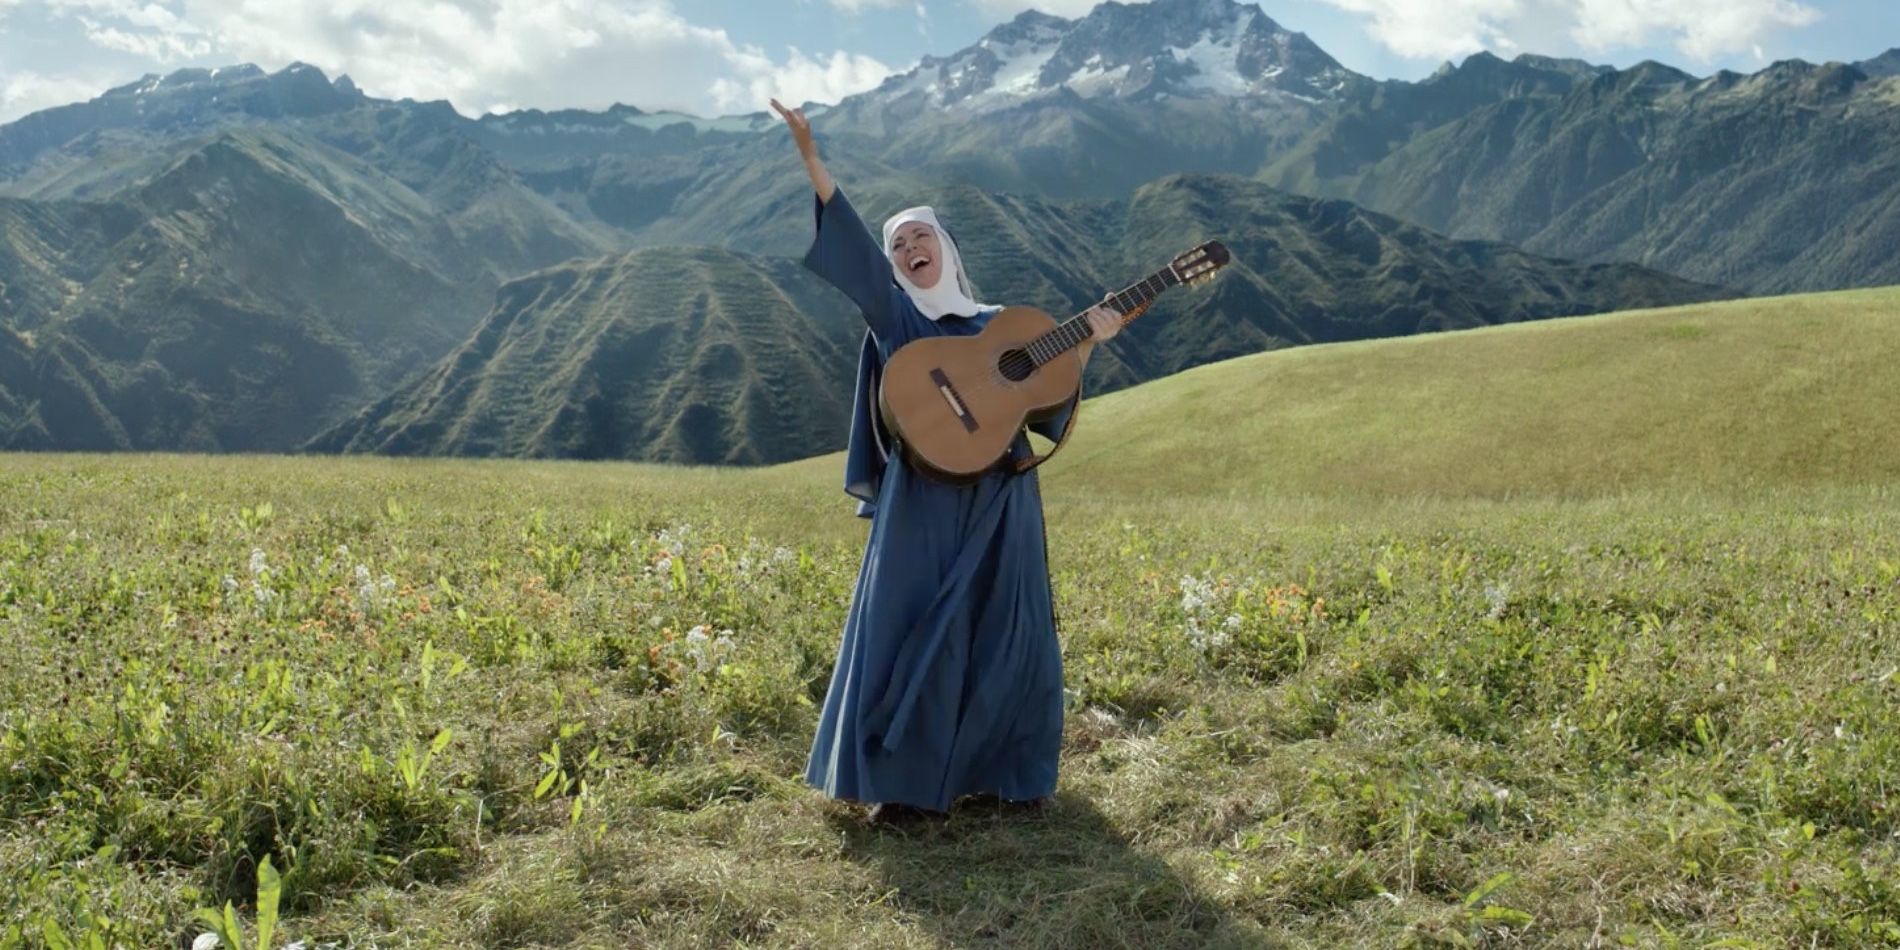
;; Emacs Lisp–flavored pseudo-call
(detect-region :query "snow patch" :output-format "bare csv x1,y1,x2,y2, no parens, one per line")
1168,10,1255,96
1066,62,1131,97
981,37,1061,99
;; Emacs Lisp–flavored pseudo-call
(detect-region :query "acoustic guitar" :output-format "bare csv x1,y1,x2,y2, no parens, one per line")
878,241,1230,482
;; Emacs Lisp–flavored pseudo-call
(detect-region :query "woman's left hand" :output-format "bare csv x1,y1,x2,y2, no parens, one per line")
1083,305,1122,342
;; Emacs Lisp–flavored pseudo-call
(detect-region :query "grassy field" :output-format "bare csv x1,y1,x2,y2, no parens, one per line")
6,288,1900,947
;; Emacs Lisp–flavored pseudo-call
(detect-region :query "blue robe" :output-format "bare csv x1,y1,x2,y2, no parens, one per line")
802,189,1077,811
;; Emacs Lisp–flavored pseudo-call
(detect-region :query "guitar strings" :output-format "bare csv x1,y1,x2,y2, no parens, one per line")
906,262,1214,405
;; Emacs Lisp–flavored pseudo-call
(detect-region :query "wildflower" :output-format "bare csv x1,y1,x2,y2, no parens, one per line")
684,624,714,672
221,575,239,595
353,564,394,612
249,548,268,578
1178,574,1216,613
1483,584,1509,620
654,524,693,556
1184,616,1230,654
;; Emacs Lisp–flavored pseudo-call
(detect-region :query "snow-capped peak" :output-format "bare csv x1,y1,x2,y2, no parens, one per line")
850,0,1362,113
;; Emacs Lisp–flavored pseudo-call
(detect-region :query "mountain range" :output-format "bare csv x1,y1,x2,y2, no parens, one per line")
311,175,1723,464
0,0,1891,460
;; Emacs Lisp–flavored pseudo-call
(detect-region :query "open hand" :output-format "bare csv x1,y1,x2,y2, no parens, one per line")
770,98,817,160
1083,304,1123,342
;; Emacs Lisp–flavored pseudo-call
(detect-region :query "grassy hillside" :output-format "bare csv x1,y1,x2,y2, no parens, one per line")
784,286,1900,498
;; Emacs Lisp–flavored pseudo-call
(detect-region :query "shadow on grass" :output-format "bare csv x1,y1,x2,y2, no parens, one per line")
831,791,1268,949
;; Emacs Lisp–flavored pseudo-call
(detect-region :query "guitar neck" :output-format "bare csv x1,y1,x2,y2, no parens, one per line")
1029,265,1182,365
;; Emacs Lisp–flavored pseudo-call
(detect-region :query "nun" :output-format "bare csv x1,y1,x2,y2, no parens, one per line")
770,99,1122,824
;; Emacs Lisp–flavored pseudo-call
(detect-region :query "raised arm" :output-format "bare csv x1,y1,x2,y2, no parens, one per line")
772,99,835,204
773,98,905,340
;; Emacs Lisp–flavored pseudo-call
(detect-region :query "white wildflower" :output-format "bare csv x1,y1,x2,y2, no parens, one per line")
772,546,794,564
1184,616,1230,654
684,624,713,672
1178,574,1216,613
221,575,239,595
679,625,736,674
192,934,221,950
249,548,268,578
654,523,693,557
1483,584,1509,620
354,564,392,612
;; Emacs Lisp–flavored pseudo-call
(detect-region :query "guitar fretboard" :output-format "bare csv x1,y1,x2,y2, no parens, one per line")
1025,265,1182,366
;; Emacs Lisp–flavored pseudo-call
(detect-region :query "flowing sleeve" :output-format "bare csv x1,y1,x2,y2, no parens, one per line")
802,188,907,342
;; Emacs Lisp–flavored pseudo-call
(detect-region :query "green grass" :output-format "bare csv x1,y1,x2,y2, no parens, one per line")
7,288,1900,947
785,286,1900,499
4,454,1899,948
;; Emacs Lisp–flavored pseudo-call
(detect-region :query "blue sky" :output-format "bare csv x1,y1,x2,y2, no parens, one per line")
1,0,1894,123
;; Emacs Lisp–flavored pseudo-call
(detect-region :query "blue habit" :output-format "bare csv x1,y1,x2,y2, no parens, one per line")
801,189,1077,811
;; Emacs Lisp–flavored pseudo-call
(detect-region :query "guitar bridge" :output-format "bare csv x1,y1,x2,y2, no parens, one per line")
929,368,979,433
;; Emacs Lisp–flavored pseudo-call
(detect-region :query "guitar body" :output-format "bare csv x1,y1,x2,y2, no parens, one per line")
879,306,1081,483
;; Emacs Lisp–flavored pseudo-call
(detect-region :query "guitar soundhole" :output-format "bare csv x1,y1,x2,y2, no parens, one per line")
997,348,1035,383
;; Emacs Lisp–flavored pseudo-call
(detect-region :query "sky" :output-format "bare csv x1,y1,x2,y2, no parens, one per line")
0,0,1894,124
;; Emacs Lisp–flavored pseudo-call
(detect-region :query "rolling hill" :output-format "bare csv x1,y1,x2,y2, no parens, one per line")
780,286,1900,497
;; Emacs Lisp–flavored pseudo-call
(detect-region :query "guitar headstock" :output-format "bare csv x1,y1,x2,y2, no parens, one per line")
1171,241,1230,288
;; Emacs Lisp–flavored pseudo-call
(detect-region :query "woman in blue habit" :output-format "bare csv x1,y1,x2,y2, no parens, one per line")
770,99,1122,824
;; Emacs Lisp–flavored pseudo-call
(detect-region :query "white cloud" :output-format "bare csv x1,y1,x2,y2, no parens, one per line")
0,69,112,119
1312,0,1820,64
1569,0,1819,63
709,46,896,112
0,0,898,121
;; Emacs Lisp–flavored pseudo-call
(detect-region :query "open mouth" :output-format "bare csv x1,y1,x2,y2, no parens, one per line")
909,256,931,273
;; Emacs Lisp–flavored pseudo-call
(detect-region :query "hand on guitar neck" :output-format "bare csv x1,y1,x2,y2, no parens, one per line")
1074,304,1122,372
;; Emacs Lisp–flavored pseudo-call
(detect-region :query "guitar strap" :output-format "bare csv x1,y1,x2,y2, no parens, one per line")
1010,300,1149,476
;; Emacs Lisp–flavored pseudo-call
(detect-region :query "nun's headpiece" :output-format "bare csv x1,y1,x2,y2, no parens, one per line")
881,206,991,321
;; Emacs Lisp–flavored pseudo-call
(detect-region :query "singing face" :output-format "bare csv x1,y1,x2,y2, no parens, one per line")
889,221,944,290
